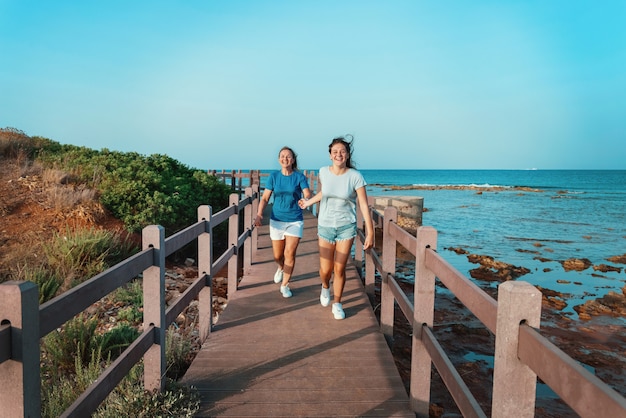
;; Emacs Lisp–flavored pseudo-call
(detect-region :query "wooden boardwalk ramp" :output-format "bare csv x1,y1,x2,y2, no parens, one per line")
181,209,414,417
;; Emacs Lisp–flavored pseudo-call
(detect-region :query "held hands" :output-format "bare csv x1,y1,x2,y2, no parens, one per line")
298,198,309,209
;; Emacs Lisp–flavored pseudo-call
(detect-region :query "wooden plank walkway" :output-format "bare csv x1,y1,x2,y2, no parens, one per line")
181,209,414,417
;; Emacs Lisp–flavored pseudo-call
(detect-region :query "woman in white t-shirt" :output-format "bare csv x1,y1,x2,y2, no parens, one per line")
299,135,374,319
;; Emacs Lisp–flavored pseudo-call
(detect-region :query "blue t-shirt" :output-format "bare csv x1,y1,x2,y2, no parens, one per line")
317,166,367,227
266,170,310,222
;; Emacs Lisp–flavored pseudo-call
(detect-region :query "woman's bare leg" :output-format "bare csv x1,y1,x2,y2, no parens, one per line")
318,238,336,288
332,238,354,303
281,235,300,285
271,239,285,270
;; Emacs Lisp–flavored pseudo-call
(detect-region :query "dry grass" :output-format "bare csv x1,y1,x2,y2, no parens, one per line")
0,152,130,283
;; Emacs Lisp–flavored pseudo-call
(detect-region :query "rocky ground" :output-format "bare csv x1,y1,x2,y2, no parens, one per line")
389,219,626,417
2,158,625,417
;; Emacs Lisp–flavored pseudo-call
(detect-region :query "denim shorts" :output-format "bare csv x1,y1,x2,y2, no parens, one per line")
317,223,357,244
269,219,304,240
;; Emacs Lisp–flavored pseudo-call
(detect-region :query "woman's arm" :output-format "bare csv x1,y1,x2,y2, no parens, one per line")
255,188,273,227
299,190,321,209
356,186,374,250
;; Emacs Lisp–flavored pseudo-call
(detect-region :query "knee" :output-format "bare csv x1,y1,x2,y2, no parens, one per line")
333,264,347,277
319,266,332,278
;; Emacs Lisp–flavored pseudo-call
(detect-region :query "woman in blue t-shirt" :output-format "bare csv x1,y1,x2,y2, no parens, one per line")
255,146,312,298
299,136,374,320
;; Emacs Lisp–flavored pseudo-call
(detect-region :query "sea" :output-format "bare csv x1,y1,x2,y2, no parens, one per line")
359,169,626,321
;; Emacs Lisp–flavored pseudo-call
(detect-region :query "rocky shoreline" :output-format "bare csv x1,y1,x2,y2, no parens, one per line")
369,183,544,193
389,216,626,416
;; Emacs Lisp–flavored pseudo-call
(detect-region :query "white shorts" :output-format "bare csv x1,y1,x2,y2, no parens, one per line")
269,219,304,240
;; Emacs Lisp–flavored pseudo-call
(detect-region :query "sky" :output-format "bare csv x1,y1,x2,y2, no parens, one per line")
1,1,625,171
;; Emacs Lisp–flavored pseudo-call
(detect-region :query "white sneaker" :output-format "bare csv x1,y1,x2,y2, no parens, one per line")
274,268,283,284
320,286,330,307
332,303,345,320
280,284,292,298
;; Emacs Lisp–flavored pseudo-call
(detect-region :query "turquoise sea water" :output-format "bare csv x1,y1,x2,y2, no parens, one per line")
360,169,626,320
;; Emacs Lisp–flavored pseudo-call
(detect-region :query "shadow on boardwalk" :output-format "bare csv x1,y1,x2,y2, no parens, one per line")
181,210,414,417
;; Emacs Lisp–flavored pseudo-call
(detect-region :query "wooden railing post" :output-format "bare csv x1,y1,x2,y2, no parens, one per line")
0,281,40,418
198,205,213,343
380,206,397,339
142,225,166,393
228,193,240,296
491,281,542,418
251,184,259,256
243,187,253,274
411,226,437,416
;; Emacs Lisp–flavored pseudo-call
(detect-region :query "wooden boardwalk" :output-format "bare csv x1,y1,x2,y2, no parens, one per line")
181,209,414,417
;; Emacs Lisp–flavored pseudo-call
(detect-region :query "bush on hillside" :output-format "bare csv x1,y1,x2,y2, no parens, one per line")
5,130,232,233
0,127,61,159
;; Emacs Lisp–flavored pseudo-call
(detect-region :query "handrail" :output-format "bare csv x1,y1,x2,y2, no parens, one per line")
0,184,260,417
61,326,156,418
356,197,626,417
518,324,626,417
424,248,498,333
421,326,486,418
39,249,154,337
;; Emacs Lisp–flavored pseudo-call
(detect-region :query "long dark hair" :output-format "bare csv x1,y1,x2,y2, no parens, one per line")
279,146,299,171
328,134,356,169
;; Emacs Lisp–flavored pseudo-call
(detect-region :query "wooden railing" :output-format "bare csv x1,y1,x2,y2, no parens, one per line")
355,199,626,417
0,185,260,418
2,168,625,417
209,168,320,194
208,169,265,191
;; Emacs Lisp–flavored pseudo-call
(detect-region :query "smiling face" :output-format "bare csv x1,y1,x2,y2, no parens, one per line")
279,148,295,171
329,142,349,168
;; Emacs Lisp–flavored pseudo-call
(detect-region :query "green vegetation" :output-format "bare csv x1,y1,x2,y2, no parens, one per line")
42,324,199,417
48,227,137,291
36,138,231,234
1,127,231,416
40,280,198,416
1,127,231,233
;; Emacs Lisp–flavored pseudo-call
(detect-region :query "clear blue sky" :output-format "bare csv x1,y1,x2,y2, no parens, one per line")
1,1,625,170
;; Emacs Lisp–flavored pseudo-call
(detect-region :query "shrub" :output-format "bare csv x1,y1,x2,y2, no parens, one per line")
42,314,100,376
93,368,200,418
165,328,193,380
111,279,143,324
12,264,62,304
42,226,137,291
41,346,110,418
42,352,200,418
37,144,231,233
116,305,143,324
97,324,140,359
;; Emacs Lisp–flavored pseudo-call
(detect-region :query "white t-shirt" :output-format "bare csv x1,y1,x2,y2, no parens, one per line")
317,166,367,227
